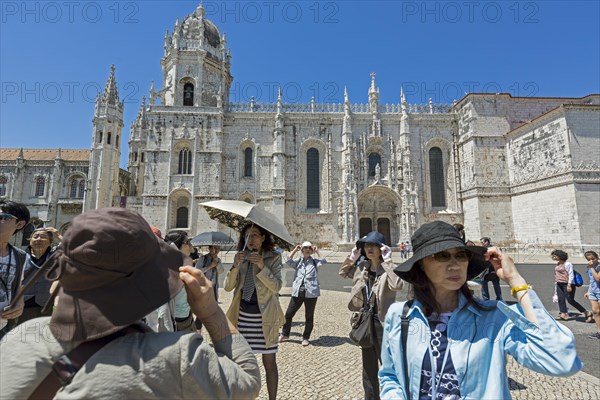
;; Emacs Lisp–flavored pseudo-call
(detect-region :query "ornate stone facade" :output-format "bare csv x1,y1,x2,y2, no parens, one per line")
2,4,598,256
122,5,599,254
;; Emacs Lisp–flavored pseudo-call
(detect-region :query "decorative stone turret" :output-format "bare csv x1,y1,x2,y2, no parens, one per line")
159,2,232,108
271,87,286,222
86,65,123,211
338,86,358,242
398,88,417,240
368,72,382,139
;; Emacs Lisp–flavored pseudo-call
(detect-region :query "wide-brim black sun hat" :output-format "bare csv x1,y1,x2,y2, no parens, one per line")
394,221,489,284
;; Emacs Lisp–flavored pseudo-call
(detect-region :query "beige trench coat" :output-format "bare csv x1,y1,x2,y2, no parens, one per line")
339,257,404,321
224,251,285,348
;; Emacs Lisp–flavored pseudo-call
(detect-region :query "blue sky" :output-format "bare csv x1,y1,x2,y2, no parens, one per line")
1,1,599,167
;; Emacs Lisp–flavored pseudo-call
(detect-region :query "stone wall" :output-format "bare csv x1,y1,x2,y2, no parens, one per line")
565,107,600,166
511,184,580,247
574,183,600,253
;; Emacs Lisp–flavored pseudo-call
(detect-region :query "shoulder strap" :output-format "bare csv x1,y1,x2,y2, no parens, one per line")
28,326,141,400
401,300,414,400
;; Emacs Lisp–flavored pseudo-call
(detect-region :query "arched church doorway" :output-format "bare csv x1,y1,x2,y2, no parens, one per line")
377,218,391,245
357,186,402,246
358,217,391,245
359,218,372,239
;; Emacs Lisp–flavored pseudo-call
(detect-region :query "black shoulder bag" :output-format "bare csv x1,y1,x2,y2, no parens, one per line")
349,275,376,348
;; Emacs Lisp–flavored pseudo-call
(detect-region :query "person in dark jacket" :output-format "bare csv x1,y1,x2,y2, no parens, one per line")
0,200,30,337
480,237,503,300
19,227,61,324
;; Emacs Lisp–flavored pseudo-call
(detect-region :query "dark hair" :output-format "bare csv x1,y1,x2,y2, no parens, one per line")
551,249,568,261
452,223,465,241
359,247,384,262
584,250,598,259
237,224,274,252
480,237,491,246
0,199,30,233
30,228,55,242
164,231,188,249
405,260,487,317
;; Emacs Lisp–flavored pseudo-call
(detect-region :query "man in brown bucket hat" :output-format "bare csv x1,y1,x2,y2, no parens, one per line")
0,208,260,399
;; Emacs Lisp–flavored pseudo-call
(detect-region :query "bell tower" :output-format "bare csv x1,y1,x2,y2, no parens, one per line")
85,65,123,211
159,4,232,108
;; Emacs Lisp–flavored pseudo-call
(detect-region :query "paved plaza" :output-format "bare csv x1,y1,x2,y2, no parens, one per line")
216,287,599,400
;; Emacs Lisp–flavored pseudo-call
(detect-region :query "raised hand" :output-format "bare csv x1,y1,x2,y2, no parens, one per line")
349,246,361,262
248,252,265,269
380,244,392,262
485,246,525,287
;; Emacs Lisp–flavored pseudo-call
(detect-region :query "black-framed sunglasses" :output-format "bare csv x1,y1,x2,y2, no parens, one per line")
430,249,472,262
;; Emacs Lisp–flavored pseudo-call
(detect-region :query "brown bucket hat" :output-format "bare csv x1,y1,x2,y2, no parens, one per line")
46,208,183,342
394,221,489,284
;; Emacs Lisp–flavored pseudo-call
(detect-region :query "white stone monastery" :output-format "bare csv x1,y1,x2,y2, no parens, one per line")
1,4,599,254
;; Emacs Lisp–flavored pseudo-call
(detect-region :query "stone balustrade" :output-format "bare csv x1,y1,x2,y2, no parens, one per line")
225,101,453,114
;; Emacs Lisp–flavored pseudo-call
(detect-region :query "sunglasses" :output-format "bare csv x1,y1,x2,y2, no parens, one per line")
430,250,472,262
0,213,17,222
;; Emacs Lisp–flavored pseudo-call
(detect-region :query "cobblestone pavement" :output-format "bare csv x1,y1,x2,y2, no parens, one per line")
217,288,599,400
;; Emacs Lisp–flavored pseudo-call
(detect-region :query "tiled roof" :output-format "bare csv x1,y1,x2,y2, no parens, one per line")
0,149,90,162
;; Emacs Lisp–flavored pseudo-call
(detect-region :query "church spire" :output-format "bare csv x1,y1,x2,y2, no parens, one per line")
368,72,379,114
196,2,205,18
277,86,283,114
343,86,352,134
102,65,119,105
368,72,379,96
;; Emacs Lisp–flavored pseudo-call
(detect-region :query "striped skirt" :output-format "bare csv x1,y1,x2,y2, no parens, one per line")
238,301,278,354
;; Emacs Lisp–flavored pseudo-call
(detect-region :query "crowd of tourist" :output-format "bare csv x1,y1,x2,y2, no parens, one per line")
0,199,596,399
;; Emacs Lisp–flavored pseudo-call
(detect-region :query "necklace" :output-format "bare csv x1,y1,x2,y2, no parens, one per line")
427,312,453,399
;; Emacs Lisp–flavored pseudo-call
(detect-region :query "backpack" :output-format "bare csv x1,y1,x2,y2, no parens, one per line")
572,270,584,287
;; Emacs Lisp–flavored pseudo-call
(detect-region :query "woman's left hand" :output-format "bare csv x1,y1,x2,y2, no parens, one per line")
248,252,265,270
485,246,526,287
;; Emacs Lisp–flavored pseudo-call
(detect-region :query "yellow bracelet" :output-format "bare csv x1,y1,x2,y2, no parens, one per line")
511,284,532,298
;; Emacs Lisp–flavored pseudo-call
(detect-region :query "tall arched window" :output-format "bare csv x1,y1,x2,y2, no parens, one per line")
0,176,7,197
70,180,78,198
97,131,103,143
368,153,382,177
116,135,119,148
176,207,189,228
183,83,194,106
429,147,446,207
78,180,85,199
107,133,112,145
306,148,320,209
70,177,85,199
244,148,253,177
35,177,45,197
178,148,192,174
